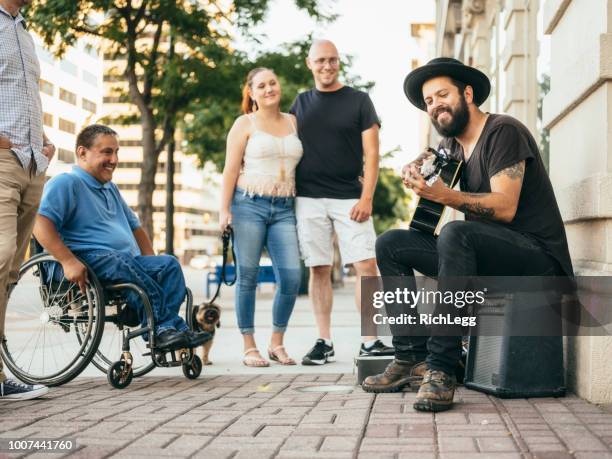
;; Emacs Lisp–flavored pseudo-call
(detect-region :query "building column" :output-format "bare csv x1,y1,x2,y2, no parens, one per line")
543,0,612,403
501,0,539,137
466,7,493,112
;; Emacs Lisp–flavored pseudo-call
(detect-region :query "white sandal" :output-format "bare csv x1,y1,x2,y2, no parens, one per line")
268,345,296,365
243,347,269,367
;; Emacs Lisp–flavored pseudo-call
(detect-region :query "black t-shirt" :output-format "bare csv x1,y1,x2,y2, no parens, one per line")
440,114,574,277
290,86,380,198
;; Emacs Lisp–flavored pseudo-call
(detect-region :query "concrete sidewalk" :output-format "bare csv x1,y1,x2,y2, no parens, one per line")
115,267,366,376
1,374,612,458
2,268,612,458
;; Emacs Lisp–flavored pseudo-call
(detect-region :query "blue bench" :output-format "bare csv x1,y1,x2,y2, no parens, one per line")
205,264,276,298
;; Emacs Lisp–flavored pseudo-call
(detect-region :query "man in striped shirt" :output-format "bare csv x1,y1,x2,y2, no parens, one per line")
0,0,55,400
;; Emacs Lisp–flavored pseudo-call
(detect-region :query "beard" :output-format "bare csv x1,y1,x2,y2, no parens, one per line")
431,96,470,138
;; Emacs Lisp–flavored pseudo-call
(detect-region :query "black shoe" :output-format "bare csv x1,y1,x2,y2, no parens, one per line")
302,339,335,365
0,379,49,401
155,329,190,350
359,339,395,357
186,330,212,348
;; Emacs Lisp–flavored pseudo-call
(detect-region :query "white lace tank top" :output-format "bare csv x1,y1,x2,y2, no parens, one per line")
237,113,303,197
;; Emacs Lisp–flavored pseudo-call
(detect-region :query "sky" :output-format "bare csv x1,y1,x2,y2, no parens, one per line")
232,0,436,170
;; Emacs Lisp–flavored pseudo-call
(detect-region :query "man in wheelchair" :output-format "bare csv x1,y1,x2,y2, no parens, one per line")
33,124,210,351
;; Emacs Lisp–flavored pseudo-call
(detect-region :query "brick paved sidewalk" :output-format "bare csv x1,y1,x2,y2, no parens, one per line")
1,374,612,459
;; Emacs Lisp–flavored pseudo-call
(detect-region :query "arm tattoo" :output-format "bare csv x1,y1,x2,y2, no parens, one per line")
456,161,524,219
458,202,495,218
492,161,525,181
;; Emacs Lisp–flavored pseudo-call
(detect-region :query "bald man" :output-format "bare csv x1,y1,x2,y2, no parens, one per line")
290,39,393,365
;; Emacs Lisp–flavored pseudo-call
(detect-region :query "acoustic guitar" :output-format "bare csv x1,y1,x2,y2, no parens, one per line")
409,147,464,236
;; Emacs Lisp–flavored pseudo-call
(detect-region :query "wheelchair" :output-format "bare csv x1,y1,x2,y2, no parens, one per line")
0,250,203,389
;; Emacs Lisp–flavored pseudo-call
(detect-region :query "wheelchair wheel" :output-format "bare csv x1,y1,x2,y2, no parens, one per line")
1,254,105,386
107,360,133,389
185,288,194,328
182,354,202,379
76,315,155,378
90,286,195,378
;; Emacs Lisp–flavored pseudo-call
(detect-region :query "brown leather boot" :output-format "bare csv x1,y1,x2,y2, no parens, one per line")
361,359,427,393
413,369,456,412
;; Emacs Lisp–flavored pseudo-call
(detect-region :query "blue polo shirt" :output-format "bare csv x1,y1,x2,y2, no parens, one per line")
38,166,141,256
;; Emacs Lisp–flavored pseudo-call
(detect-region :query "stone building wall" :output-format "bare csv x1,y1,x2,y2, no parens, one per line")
434,0,612,403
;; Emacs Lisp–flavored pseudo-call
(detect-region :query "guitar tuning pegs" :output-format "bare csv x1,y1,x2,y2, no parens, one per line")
438,147,451,160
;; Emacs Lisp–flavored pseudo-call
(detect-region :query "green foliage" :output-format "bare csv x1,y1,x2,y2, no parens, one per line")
182,35,374,170
26,1,366,174
232,0,336,29
25,0,333,233
372,166,412,235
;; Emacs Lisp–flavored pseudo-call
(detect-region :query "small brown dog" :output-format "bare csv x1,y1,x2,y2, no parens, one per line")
193,302,221,365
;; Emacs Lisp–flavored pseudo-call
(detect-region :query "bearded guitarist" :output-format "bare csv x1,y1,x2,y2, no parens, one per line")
361,58,573,412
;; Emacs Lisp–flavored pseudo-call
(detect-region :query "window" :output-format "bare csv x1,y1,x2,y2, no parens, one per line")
190,228,221,237
118,183,183,191
103,74,126,82
59,88,77,105
60,59,78,76
58,148,74,163
36,44,54,65
82,98,97,113
82,70,98,87
39,79,53,96
42,113,53,127
103,96,124,103
117,184,140,190
58,118,76,134
116,161,181,173
119,139,142,147
83,43,98,58
117,162,142,169
153,206,214,216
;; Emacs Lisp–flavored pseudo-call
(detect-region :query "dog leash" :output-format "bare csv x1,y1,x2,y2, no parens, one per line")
208,225,236,303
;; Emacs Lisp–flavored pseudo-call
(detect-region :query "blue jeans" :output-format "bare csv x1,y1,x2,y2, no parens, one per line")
231,188,301,335
76,250,189,335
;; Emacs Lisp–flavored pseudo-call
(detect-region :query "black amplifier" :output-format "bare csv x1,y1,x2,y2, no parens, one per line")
464,291,566,398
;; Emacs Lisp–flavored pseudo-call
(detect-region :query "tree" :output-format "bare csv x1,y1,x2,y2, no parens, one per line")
372,171,412,234
27,0,331,237
182,35,374,170
183,37,396,236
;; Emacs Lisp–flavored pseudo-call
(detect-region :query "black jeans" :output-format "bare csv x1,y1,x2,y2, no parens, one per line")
375,220,563,375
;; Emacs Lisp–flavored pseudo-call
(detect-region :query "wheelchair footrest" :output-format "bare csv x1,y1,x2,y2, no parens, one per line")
153,348,192,367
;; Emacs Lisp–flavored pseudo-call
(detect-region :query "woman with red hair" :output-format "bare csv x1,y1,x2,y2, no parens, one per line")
220,68,303,367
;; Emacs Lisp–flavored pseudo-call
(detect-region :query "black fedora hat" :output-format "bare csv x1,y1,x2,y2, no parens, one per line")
404,57,491,111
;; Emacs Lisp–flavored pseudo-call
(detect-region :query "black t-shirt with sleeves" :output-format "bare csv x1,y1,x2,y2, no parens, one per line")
440,114,574,277
290,86,380,199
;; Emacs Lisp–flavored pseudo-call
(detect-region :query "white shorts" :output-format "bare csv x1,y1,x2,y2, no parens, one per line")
295,197,376,267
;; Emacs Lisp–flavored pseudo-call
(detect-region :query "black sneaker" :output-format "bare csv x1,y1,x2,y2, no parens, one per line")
155,329,190,350
359,339,395,357
302,339,335,365
185,330,212,348
0,379,49,401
